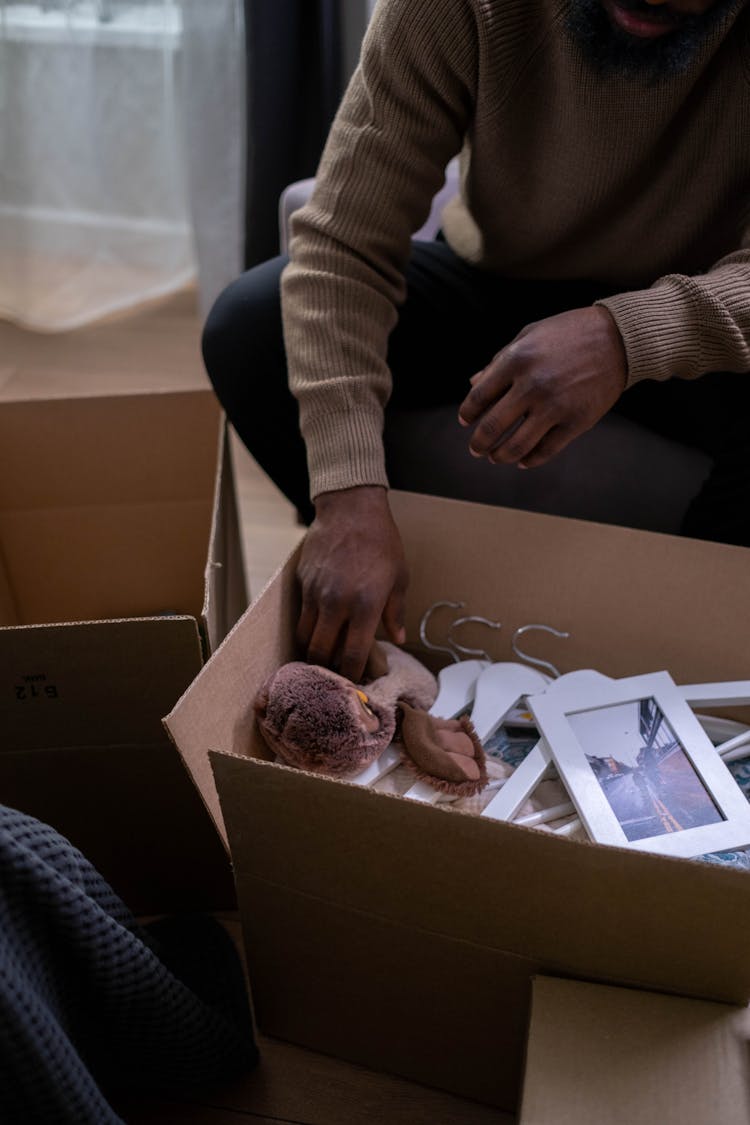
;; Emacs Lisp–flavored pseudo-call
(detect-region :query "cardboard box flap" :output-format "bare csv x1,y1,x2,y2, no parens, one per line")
519,977,750,1125
0,540,18,626
0,390,225,626
1,617,204,751
164,546,301,846
203,422,248,654
2,501,212,625
389,492,750,690
0,390,220,511
210,749,750,1007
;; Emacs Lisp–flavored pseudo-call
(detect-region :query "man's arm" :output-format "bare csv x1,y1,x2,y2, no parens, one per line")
283,0,476,496
282,0,477,680
597,248,750,387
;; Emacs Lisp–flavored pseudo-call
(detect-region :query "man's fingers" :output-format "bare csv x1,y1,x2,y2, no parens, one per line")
468,387,530,458
382,572,408,646
304,586,386,682
487,410,556,465
338,605,383,684
296,596,318,653
459,370,487,421
305,605,348,671
470,411,526,459
458,352,511,426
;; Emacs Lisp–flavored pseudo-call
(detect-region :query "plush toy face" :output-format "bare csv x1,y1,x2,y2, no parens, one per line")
254,662,395,775
254,644,487,797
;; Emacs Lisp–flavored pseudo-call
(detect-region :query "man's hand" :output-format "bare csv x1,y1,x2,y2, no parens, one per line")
458,306,628,468
296,485,409,684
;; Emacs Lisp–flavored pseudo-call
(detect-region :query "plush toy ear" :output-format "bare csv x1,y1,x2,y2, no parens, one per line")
398,702,488,797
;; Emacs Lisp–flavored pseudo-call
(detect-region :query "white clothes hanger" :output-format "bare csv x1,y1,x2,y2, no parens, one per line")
468,662,551,745
481,669,613,822
406,620,570,805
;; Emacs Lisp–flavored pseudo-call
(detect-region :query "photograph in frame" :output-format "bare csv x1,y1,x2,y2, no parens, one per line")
567,697,723,843
528,671,750,858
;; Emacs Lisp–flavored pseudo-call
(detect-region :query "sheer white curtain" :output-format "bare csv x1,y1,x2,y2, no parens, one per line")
0,0,244,330
181,0,245,319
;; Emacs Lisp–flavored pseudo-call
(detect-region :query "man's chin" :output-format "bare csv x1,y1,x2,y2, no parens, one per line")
565,0,735,80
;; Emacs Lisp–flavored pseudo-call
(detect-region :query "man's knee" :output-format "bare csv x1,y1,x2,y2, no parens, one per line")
202,255,288,393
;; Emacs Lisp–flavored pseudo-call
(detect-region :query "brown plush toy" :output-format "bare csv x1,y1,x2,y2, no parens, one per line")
254,642,488,798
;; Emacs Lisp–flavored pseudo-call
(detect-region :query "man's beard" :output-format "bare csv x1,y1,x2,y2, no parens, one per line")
565,0,738,80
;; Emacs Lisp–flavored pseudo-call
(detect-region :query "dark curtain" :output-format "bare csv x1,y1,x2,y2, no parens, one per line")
243,1,344,267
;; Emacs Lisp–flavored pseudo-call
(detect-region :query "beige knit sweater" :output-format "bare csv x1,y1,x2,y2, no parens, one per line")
282,0,750,500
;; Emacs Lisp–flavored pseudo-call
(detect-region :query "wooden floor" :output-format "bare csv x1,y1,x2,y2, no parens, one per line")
117,1031,509,1125
0,289,514,1125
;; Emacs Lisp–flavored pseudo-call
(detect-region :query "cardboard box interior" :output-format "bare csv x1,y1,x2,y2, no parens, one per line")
166,491,750,1110
520,977,750,1125
0,389,245,912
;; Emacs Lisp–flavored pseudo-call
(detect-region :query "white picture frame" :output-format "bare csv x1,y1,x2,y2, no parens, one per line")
481,669,611,822
680,681,750,708
528,670,750,858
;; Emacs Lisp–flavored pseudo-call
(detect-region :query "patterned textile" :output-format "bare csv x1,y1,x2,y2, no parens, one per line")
0,805,257,1125
702,760,750,870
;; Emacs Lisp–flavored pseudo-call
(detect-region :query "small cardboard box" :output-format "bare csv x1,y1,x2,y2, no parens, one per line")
0,389,246,913
519,977,750,1125
166,491,750,1112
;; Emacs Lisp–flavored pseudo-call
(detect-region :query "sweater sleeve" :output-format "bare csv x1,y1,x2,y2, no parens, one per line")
281,0,476,500
596,245,750,389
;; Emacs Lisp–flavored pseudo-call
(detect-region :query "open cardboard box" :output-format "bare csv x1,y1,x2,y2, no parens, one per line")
165,491,750,1113
0,389,246,913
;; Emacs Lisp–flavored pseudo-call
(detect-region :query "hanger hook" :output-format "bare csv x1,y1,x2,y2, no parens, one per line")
511,623,570,679
419,601,465,663
447,615,502,663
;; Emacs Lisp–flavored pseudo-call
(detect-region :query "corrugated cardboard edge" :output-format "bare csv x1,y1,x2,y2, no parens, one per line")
164,539,303,852
519,976,750,1125
0,539,18,625
203,415,249,655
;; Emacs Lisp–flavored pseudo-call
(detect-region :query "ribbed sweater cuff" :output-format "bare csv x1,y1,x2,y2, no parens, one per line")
596,281,701,388
303,409,389,499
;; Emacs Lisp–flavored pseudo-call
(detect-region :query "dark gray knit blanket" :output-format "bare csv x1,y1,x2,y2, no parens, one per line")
0,804,257,1124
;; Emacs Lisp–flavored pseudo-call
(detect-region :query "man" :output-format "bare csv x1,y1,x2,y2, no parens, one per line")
204,0,750,683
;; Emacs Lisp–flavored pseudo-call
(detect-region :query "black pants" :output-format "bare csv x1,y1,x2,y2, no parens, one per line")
203,239,750,545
